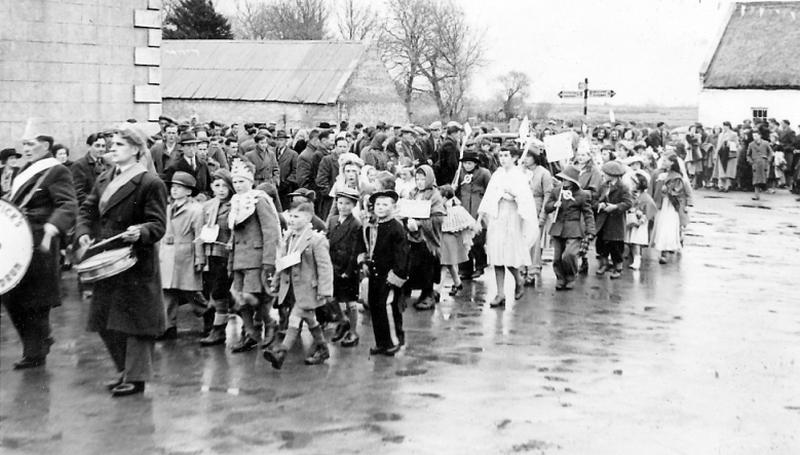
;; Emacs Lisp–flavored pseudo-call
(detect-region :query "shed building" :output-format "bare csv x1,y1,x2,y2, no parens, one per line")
162,40,408,129
698,1,800,126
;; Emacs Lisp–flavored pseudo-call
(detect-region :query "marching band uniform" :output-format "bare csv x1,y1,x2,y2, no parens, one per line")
76,151,168,395
2,143,77,369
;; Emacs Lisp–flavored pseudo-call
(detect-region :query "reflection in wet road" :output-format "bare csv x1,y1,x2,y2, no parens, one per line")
2,190,799,454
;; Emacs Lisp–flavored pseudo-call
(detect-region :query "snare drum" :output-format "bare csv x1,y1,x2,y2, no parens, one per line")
75,246,137,283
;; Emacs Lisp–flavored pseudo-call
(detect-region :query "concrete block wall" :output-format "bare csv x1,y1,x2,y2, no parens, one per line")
0,0,161,157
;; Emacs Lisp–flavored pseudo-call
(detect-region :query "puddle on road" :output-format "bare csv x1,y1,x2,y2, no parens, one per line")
396,368,428,377
737,204,772,210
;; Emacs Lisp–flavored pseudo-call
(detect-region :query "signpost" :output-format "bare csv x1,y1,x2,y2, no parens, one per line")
557,78,616,117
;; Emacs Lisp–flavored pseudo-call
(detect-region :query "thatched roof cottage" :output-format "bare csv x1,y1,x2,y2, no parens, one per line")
698,1,800,126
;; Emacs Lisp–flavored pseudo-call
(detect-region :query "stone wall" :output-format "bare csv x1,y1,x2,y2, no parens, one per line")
0,0,162,156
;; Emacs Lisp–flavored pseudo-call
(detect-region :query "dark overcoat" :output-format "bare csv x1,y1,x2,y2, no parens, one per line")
245,147,280,187
594,180,634,241
163,155,211,196
75,169,168,337
70,154,105,206
3,160,77,311
326,214,366,278
544,183,596,239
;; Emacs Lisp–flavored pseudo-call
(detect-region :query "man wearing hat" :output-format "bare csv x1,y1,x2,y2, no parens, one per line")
544,165,595,290
455,150,491,279
421,121,443,165
245,133,280,188
395,125,425,167
436,121,464,186
1,147,22,197
2,120,78,369
296,129,331,215
163,131,211,197
159,171,207,340
274,130,298,210
594,160,633,279
150,123,180,176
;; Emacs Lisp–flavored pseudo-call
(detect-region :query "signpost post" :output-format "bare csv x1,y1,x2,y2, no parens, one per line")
557,78,616,118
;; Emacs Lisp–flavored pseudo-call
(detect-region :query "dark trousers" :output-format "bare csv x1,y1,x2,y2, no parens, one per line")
98,329,154,382
596,238,625,265
368,277,403,349
459,230,487,276
552,237,581,284
4,305,52,359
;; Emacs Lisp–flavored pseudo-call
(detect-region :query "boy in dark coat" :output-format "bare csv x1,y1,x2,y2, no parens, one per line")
263,202,334,369
455,151,491,279
544,165,595,290
360,190,408,356
326,187,366,347
594,161,634,278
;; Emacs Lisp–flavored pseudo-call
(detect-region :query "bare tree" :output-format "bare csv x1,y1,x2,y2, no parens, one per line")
380,0,434,119
335,0,380,41
234,0,271,40
498,71,530,119
381,0,484,120
233,0,329,40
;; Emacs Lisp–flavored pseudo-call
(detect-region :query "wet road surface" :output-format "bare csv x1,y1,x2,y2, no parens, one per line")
2,189,799,454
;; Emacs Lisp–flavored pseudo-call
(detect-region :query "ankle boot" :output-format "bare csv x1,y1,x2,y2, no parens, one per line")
200,324,227,346
304,343,330,365
263,347,287,370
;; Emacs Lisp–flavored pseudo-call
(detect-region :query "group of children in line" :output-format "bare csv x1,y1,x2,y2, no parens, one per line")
158,140,691,369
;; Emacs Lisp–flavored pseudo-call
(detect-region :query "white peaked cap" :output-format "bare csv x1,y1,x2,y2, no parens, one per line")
21,117,48,141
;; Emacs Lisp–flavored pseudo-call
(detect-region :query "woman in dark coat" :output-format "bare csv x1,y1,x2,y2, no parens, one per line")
76,128,168,397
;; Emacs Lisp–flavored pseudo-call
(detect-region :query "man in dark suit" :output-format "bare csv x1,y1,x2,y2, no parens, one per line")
275,130,298,209
315,135,348,218
296,129,329,214
421,121,442,165
645,122,668,152
2,125,77,369
163,132,211,197
70,132,108,206
150,123,179,177
245,134,280,188
436,122,463,186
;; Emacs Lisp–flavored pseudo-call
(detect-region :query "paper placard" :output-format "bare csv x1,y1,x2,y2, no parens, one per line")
397,199,431,219
544,132,574,163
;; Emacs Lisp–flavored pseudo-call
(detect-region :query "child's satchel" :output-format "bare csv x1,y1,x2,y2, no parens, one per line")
199,199,221,243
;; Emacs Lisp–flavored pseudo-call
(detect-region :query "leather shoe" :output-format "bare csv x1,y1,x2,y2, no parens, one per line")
332,320,350,343
413,296,436,311
369,346,387,355
341,331,360,347
304,344,330,365
13,356,46,370
231,335,258,353
263,348,286,370
383,344,401,356
155,327,177,341
489,296,506,308
111,381,145,397
105,374,125,391
449,283,463,296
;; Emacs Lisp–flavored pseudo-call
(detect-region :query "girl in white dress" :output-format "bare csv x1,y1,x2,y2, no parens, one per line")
477,147,539,308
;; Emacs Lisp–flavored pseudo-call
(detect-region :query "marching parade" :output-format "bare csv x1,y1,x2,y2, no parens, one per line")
2,0,800,453
2,115,799,389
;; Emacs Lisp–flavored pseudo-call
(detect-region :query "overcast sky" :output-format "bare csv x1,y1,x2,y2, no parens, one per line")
216,0,737,106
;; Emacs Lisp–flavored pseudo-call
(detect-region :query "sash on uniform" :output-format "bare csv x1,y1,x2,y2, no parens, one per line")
99,163,147,213
8,157,60,200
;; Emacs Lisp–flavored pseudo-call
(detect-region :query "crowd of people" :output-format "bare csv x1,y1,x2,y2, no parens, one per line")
2,113,798,397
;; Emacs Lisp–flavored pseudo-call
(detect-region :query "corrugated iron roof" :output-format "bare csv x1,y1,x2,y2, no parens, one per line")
162,40,370,105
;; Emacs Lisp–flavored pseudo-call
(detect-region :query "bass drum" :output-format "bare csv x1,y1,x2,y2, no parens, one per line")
0,199,34,294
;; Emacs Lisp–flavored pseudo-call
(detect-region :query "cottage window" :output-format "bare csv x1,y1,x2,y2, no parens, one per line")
751,107,768,120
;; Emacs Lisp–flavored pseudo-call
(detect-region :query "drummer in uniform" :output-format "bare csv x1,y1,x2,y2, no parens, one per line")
1,119,77,369
76,127,168,397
